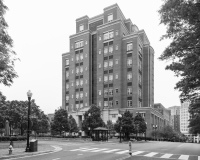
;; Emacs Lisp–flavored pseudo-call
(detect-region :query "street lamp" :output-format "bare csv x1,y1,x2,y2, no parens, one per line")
88,113,91,138
118,114,122,143
25,90,32,152
153,124,157,141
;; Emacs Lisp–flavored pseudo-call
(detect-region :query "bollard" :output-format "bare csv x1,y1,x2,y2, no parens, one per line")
129,141,132,156
9,145,13,155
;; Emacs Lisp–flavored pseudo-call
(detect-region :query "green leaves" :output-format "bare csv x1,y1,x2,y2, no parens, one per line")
0,0,18,86
82,105,105,132
158,0,200,102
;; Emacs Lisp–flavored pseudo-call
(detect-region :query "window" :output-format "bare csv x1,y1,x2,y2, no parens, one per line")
79,24,84,32
66,83,69,89
103,31,114,40
99,49,101,54
85,103,88,107
85,53,87,57
99,77,102,82
127,88,132,95
76,54,79,61
99,101,102,107
98,90,102,95
71,57,73,61
115,88,119,93
108,14,113,22
139,101,142,107
80,103,83,108
75,41,84,49
116,30,118,36
85,66,88,71
115,59,118,65
104,89,108,96
138,89,141,98
109,88,113,95
80,66,83,73
66,71,69,78
138,74,142,84
76,92,79,99
109,74,113,81
104,101,108,107
80,53,83,60
127,43,133,51
66,95,69,101
116,100,119,105
80,92,83,99
104,47,108,55
104,75,108,82
127,58,132,66
85,92,87,97
104,61,108,68
109,46,113,53
72,70,74,74
109,101,113,107
76,67,79,74
76,80,79,86
115,45,118,50
66,59,69,66
127,100,132,107
71,94,74,99
127,73,132,80
85,79,88,84
115,73,119,79
109,60,113,67
138,59,142,70
99,36,101,41
71,82,74,86
76,104,79,109
98,63,101,68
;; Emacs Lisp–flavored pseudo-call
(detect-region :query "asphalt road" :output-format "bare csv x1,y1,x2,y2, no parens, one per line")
4,140,200,160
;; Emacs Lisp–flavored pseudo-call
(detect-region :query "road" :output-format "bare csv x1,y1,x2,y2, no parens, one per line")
4,140,200,160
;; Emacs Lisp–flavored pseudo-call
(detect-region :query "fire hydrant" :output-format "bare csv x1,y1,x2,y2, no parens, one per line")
9,145,13,155
129,141,132,156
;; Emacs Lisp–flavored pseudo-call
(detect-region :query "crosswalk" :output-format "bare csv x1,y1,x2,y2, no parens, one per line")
70,147,200,160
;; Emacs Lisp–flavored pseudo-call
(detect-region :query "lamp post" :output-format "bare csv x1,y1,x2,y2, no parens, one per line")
25,90,32,152
118,114,122,143
153,124,157,141
88,113,91,138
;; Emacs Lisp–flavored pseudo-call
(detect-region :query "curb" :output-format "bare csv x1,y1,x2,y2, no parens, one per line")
0,149,54,160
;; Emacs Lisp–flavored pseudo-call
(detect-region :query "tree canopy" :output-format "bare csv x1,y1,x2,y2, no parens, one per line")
158,0,200,102
68,115,78,135
134,113,147,134
82,105,105,132
0,0,18,86
51,108,69,135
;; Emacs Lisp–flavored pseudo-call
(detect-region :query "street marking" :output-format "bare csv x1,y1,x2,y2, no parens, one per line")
79,148,99,151
90,148,109,152
144,152,158,157
78,154,83,155
116,150,129,154
52,158,60,160
131,151,144,155
160,153,173,158
198,156,200,160
103,149,121,153
178,155,189,160
70,148,84,151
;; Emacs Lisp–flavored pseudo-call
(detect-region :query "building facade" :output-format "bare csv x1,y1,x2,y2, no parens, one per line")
168,106,180,132
62,4,156,137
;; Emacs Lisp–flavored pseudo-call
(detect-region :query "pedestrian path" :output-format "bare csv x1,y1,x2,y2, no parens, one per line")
69,147,200,160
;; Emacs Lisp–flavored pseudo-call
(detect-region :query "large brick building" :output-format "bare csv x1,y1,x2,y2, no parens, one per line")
62,4,166,137
168,106,180,133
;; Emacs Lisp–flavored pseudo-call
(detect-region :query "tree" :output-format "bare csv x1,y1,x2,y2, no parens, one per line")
160,125,176,140
134,113,147,135
188,100,200,134
158,0,200,102
0,0,18,86
51,108,69,135
106,120,114,136
68,115,78,135
82,105,105,133
114,110,135,140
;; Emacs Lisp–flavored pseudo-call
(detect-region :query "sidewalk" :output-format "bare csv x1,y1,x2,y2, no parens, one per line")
0,144,54,159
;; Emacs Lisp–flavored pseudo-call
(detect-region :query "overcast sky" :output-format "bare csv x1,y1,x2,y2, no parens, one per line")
1,0,181,114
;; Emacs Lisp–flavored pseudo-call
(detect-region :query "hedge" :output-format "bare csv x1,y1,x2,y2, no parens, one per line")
0,136,27,141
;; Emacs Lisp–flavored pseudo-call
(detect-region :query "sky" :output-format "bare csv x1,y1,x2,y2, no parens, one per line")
0,0,181,114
